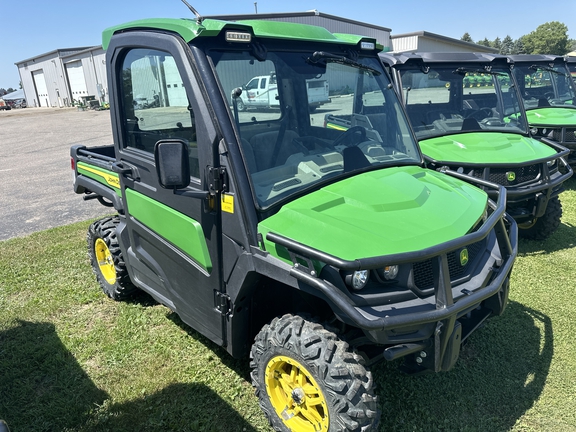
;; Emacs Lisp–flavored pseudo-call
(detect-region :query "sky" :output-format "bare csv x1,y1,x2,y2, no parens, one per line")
1,0,575,90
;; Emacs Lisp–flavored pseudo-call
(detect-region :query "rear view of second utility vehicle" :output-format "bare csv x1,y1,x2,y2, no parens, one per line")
381,52,572,240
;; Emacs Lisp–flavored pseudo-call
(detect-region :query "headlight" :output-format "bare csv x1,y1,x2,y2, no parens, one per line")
346,270,370,291
382,265,399,280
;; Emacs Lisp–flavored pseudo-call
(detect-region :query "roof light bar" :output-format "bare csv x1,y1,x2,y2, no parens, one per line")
226,31,251,43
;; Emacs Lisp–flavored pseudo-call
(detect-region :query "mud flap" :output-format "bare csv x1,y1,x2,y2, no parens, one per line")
485,277,510,316
441,321,462,372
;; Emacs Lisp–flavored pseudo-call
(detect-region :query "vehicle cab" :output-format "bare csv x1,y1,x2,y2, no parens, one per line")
509,54,576,164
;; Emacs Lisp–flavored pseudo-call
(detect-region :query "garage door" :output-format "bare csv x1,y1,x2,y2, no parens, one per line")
66,61,88,103
32,70,50,107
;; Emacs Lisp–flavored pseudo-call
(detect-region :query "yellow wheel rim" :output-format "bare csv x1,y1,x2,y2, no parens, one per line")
94,238,116,285
265,355,329,432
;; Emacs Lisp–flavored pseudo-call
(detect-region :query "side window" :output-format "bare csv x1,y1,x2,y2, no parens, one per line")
119,48,200,178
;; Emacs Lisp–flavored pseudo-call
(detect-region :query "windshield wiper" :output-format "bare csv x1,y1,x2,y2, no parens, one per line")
308,51,381,75
453,67,508,77
529,64,567,76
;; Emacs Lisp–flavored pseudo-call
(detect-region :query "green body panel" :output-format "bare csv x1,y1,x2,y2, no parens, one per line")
420,132,556,164
125,189,212,273
102,18,380,51
77,162,122,196
526,107,576,127
259,167,488,262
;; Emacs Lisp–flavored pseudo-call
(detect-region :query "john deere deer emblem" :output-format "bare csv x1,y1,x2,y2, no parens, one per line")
506,171,516,182
460,248,469,266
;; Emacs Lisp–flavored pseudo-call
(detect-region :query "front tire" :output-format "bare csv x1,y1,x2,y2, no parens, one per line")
236,97,247,111
250,315,379,432
518,196,562,241
87,216,137,300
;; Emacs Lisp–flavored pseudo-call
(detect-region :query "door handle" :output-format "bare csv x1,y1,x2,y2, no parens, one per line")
112,161,140,181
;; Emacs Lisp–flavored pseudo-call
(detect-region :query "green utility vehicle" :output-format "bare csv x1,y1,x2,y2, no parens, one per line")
71,14,517,431
509,54,576,164
380,52,572,240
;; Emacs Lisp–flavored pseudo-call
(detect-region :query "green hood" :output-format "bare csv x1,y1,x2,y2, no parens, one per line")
526,107,576,127
259,166,487,262
420,132,556,164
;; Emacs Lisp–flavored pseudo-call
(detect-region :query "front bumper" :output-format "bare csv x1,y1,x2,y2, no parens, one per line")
534,128,576,164
428,139,572,222
266,174,517,372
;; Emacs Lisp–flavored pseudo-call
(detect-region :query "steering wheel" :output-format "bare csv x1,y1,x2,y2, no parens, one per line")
465,107,493,121
333,126,367,147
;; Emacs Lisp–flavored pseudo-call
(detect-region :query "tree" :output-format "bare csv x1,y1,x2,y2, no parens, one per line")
476,38,492,47
501,36,514,55
461,33,474,43
512,38,526,55
521,21,570,55
492,37,502,52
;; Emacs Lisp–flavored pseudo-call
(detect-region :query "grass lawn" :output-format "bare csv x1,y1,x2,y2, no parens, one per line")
2,179,576,431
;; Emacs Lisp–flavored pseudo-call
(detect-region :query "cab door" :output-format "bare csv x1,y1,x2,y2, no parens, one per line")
106,31,225,346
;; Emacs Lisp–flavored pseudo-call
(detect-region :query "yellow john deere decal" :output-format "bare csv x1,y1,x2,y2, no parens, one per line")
325,122,348,131
221,193,234,214
78,163,120,189
506,171,516,182
460,248,469,266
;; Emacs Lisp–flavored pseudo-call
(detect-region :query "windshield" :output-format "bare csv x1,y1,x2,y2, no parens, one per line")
397,65,528,141
568,62,576,84
513,64,576,109
210,49,420,209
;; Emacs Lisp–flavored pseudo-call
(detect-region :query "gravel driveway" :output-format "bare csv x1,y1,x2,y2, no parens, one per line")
0,107,115,241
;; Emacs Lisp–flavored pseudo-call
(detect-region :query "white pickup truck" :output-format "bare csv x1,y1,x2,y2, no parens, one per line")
237,73,330,112
0,98,11,111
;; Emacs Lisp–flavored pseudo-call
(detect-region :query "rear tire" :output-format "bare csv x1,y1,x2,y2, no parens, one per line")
250,314,379,431
518,196,562,241
87,216,137,300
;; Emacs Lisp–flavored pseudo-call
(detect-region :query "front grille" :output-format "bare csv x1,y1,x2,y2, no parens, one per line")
552,127,576,143
413,240,484,290
472,164,540,185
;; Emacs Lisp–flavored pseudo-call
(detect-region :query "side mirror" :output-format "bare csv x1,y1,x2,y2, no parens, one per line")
154,140,190,189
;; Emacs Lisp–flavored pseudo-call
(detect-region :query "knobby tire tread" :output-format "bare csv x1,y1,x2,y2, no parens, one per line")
250,314,379,432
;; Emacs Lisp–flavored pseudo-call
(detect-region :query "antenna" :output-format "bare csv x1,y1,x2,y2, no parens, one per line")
181,0,203,24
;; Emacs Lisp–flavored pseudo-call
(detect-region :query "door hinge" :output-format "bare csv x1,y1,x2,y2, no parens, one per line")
208,166,228,196
215,291,231,316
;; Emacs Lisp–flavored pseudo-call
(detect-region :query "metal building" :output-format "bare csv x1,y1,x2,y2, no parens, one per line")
15,46,107,108
391,31,498,54
14,12,495,109
205,10,393,52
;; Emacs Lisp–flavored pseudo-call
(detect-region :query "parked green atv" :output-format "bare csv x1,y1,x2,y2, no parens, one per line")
509,54,576,165
71,16,518,431
381,52,572,240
